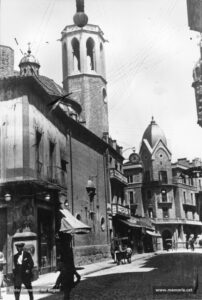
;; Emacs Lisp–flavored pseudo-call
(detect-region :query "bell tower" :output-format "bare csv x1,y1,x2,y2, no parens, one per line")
61,0,108,138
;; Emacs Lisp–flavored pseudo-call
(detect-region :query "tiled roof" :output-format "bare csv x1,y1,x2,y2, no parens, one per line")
36,75,66,97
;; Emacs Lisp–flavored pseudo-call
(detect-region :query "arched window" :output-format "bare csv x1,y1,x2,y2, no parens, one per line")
86,38,95,71
102,88,107,103
63,43,68,76
71,38,80,71
101,217,105,231
76,214,82,221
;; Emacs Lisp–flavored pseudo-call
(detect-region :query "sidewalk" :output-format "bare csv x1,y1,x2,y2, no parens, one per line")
0,252,154,300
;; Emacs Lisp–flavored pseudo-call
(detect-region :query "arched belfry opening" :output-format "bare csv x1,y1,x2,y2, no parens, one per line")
72,38,81,72
62,43,68,77
86,37,95,71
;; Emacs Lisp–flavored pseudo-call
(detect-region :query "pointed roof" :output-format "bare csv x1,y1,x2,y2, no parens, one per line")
141,117,167,148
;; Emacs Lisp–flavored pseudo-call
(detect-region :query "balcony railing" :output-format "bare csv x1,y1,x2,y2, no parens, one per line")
110,169,128,185
47,166,67,187
157,197,173,208
153,218,202,225
111,203,130,218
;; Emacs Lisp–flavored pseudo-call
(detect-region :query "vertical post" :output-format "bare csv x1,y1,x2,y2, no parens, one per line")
0,0,2,45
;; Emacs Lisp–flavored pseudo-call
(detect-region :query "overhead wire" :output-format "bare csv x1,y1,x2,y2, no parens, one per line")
107,0,179,113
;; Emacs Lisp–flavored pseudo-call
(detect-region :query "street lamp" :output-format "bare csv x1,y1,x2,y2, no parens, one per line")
4,193,11,202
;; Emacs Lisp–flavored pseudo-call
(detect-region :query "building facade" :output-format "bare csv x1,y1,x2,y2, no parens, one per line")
123,118,202,252
0,1,127,278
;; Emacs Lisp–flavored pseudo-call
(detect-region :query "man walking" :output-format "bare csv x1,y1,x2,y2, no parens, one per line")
13,243,34,300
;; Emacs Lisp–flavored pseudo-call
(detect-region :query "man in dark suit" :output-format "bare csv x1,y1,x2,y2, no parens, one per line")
13,243,34,300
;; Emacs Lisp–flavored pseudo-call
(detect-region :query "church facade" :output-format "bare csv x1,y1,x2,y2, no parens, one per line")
0,0,129,278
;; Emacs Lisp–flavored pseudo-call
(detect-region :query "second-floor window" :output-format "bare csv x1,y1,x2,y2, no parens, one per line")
161,189,167,202
148,208,153,218
49,141,55,179
183,191,186,203
159,171,167,183
127,175,133,183
35,130,43,175
162,207,169,218
129,191,134,204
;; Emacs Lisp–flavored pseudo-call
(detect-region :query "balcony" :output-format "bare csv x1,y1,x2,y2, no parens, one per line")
47,166,67,188
111,203,130,218
183,200,197,211
110,169,128,185
153,218,202,226
157,198,173,208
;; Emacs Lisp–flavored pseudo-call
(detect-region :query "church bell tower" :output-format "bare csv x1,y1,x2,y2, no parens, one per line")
61,0,109,138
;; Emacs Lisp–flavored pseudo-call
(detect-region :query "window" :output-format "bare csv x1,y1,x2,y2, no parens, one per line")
191,193,194,205
76,214,82,221
63,43,68,76
162,207,169,218
159,171,167,183
72,38,80,71
183,191,186,203
61,159,67,172
49,141,55,179
192,211,195,220
147,191,152,200
185,210,188,219
129,191,134,204
161,189,167,202
127,175,133,183
35,130,43,175
148,208,153,218
101,217,105,231
86,38,95,71
102,88,107,103
144,171,150,182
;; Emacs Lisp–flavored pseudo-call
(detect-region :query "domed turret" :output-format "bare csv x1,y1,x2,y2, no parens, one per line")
142,117,167,148
19,45,40,76
73,0,88,28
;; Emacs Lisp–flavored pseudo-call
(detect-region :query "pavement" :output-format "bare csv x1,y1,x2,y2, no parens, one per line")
0,252,154,300
1,249,202,299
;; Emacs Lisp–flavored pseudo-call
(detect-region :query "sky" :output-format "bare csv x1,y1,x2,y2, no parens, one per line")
1,0,202,162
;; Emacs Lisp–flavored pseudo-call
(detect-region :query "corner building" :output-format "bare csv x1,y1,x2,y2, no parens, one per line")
124,118,202,252
0,1,126,279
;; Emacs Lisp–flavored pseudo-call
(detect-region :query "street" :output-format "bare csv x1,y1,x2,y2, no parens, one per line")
37,252,202,300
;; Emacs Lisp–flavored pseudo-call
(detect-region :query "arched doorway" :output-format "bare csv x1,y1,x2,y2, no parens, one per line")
162,229,172,250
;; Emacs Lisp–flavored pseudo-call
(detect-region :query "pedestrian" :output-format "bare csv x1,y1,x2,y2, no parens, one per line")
55,233,81,300
0,252,6,299
13,243,34,300
189,234,195,251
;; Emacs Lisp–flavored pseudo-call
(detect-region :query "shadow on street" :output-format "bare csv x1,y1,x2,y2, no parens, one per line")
38,253,202,300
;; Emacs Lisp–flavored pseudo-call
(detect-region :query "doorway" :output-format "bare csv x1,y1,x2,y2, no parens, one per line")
162,229,172,250
37,208,54,273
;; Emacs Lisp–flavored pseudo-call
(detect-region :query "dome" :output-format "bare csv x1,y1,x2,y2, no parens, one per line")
19,46,40,76
142,117,167,148
19,49,40,67
19,54,40,66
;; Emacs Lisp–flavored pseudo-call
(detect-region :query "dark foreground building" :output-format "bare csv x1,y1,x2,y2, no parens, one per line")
0,1,129,278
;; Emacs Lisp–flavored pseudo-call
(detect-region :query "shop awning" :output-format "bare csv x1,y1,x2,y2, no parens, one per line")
146,230,161,237
119,219,142,228
119,217,154,230
59,209,91,234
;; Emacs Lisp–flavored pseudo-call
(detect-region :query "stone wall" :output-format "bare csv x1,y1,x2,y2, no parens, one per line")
74,244,110,265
